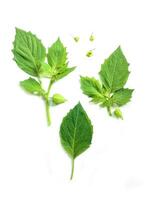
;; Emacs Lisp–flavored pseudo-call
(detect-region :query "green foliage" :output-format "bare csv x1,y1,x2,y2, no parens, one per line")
80,76,103,100
111,88,134,106
60,102,93,179
99,46,130,92
47,38,67,70
13,28,46,76
20,77,45,95
80,46,134,119
13,28,76,125
53,66,76,81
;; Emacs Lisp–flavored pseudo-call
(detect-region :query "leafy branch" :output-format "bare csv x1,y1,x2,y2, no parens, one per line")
80,47,134,119
13,28,76,126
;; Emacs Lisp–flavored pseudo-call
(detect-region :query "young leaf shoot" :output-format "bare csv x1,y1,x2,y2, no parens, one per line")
13,28,76,126
80,46,134,119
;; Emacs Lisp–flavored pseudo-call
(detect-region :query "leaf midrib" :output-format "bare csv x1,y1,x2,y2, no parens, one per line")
110,59,117,91
72,106,80,159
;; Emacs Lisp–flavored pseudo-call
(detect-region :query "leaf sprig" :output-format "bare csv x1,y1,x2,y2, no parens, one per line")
80,46,134,119
13,28,76,125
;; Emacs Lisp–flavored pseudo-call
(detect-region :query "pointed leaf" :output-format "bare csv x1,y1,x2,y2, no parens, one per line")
60,102,93,159
99,46,130,92
13,28,46,76
47,38,67,70
80,76,103,98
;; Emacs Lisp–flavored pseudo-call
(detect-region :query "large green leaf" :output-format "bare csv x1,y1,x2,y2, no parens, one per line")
99,46,130,92
111,88,134,106
20,77,45,95
13,28,46,76
60,102,93,179
47,38,67,70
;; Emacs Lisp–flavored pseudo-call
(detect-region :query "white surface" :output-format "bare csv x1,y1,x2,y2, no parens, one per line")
0,0,148,199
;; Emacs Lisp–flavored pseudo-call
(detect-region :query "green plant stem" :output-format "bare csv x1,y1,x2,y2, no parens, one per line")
107,106,112,116
45,100,51,126
45,80,54,126
70,158,75,180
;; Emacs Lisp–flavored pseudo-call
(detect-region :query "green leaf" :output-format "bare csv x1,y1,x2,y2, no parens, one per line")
13,28,46,76
80,47,134,119
54,67,76,81
38,63,52,78
20,77,45,95
47,38,76,80
90,97,106,104
60,102,93,179
47,38,67,70
80,76,103,98
111,88,134,106
99,46,130,92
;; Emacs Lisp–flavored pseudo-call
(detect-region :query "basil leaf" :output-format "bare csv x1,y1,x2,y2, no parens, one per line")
13,28,46,76
99,46,130,92
60,102,93,179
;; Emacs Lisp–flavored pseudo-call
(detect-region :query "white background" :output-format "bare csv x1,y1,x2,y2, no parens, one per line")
0,0,148,199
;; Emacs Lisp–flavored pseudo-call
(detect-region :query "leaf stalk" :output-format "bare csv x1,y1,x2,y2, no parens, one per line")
70,158,75,180
44,79,54,126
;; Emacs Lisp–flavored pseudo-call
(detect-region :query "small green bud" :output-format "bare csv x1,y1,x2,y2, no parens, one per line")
86,50,94,57
89,34,95,42
114,108,123,120
73,36,79,42
52,93,67,105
